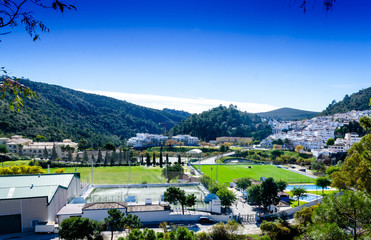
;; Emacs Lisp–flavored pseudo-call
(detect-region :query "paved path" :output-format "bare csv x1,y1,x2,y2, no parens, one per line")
194,152,235,165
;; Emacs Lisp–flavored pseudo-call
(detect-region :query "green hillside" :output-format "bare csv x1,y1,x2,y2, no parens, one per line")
169,105,271,141
320,87,371,115
257,107,319,121
0,78,187,148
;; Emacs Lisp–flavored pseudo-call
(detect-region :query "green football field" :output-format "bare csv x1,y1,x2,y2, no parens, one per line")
50,166,167,184
195,164,314,184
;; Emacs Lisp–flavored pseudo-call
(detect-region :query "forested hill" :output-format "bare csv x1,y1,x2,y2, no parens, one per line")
169,105,271,141
320,87,371,116
0,79,187,148
257,107,319,121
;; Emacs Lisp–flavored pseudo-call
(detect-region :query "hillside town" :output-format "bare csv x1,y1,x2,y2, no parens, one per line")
261,110,370,156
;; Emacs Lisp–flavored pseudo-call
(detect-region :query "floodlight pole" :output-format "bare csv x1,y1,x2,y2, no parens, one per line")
210,167,213,190
91,158,94,186
129,151,131,184
216,154,219,184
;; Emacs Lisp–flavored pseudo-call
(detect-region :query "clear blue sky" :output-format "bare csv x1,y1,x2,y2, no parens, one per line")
1,0,370,113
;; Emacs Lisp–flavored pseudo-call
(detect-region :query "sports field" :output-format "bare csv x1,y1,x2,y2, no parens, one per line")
196,164,314,184
50,166,166,184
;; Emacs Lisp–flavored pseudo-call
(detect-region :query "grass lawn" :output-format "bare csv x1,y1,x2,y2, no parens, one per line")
50,166,167,184
290,201,307,208
195,164,314,184
1,160,32,167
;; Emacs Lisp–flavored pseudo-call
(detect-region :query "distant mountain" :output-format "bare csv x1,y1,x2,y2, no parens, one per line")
0,79,188,148
320,87,371,116
162,108,191,119
169,105,271,141
257,108,319,121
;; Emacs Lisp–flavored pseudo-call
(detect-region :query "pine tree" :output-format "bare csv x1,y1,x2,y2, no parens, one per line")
141,155,144,165
178,154,181,164
166,153,169,165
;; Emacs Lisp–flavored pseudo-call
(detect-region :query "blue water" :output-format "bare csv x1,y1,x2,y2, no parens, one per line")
291,193,322,201
286,184,330,191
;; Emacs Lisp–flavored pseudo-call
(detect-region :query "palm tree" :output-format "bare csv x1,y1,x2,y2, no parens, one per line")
291,186,307,206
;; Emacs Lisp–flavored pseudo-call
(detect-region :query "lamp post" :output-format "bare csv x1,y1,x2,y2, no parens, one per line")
216,154,219,184
210,167,213,190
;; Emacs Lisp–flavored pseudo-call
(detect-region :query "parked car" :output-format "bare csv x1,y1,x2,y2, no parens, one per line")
299,168,306,172
199,217,214,224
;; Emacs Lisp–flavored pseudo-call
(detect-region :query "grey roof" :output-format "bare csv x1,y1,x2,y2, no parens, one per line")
83,202,127,210
0,173,79,204
57,204,84,215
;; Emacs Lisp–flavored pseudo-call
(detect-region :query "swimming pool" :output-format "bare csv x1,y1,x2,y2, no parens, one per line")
286,184,330,191
291,193,322,202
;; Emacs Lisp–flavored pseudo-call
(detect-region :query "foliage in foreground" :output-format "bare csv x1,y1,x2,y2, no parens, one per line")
0,165,45,175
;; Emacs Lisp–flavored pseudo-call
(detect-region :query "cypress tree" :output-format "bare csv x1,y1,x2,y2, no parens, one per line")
152,152,156,166
43,147,49,160
146,153,150,166
51,145,58,161
97,149,103,164
159,151,163,168
83,150,89,164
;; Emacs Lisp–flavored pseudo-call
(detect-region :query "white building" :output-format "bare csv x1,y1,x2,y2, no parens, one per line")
127,133,168,148
4,135,77,159
172,135,200,146
0,173,80,234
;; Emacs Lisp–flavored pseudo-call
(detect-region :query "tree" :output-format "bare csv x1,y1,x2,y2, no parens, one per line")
178,154,182,164
175,226,195,240
163,187,196,215
104,209,124,240
235,177,251,190
276,179,287,192
78,139,88,151
247,185,263,216
295,145,304,153
291,186,307,206
146,153,150,166
315,177,331,193
0,144,8,154
162,163,184,183
260,220,292,240
67,150,73,162
59,217,100,240
152,152,156,166
166,153,169,165
261,177,280,213
121,214,142,232
51,144,58,161
83,150,89,164
309,190,371,240
159,150,163,168
216,188,237,213
42,146,48,159
104,143,116,151
326,138,335,146
97,149,103,164
332,134,371,193
104,152,110,166
35,135,47,142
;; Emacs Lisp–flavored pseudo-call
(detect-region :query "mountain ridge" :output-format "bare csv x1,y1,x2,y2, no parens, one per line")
257,107,319,121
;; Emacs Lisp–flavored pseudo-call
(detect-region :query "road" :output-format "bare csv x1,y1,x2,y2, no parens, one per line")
194,152,235,165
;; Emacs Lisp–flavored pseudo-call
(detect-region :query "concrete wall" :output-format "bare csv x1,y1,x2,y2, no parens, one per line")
0,198,48,232
83,208,126,222
129,211,231,224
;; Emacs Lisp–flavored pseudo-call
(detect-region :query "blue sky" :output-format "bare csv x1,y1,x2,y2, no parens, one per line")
1,0,370,113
